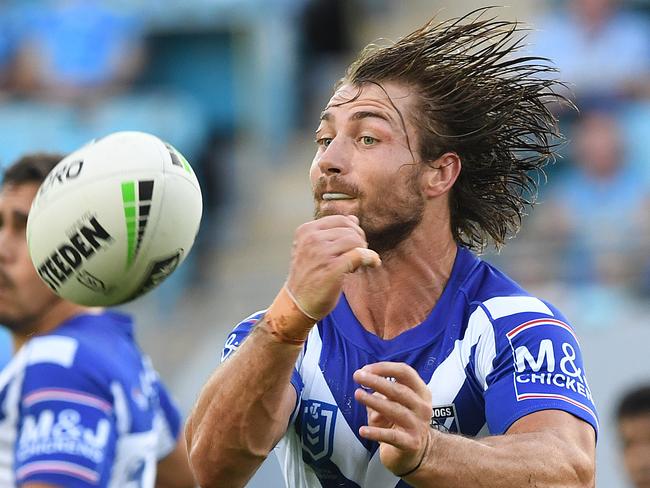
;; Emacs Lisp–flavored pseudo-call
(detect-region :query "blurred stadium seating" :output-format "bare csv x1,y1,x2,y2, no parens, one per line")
1,0,649,486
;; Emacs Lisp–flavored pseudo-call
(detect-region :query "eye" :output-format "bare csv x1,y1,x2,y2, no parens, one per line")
316,137,333,148
360,136,377,146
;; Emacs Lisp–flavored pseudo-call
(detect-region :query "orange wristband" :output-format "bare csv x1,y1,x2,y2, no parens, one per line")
263,286,316,345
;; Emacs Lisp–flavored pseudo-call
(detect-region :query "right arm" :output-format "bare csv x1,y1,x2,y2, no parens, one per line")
185,314,304,487
185,215,380,488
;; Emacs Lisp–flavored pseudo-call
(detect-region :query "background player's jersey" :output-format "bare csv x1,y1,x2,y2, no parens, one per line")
0,311,181,487
223,246,598,488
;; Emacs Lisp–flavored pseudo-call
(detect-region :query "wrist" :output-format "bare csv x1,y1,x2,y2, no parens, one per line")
396,432,431,478
400,428,436,484
262,285,316,345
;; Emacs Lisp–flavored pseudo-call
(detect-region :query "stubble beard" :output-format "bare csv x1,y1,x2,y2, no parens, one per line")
313,174,425,257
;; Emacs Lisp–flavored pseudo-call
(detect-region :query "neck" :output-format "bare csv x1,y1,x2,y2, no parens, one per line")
11,301,96,352
343,217,458,340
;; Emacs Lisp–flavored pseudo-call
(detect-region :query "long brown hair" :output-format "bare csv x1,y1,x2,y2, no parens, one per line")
341,8,568,251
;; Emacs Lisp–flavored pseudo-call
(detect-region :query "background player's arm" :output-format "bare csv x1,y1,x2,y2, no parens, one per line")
184,322,302,488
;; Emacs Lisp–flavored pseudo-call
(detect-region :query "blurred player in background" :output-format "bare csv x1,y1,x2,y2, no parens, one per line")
617,385,650,488
0,154,195,487
187,9,597,488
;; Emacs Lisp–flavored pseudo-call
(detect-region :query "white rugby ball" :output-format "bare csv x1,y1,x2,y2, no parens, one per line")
26,131,203,306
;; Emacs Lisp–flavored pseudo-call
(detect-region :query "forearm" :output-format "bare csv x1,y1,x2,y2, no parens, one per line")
406,429,594,488
185,322,302,487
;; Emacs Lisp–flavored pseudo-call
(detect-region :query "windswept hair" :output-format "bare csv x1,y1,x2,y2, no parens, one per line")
341,8,568,251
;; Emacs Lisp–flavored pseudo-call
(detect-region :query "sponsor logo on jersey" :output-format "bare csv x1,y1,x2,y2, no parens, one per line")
430,404,459,433
17,409,110,464
507,318,597,424
36,216,113,291
300,400,337,463
221,333,240,362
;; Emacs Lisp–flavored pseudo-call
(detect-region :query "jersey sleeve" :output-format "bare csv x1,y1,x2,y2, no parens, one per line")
481,302,598,436
151,367,182,460
221,310,305,403
16,360,117,487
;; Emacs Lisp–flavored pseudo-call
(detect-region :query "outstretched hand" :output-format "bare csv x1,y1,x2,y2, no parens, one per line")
353,362,433,478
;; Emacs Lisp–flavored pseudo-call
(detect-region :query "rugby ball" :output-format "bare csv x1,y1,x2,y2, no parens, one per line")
26,131,202,306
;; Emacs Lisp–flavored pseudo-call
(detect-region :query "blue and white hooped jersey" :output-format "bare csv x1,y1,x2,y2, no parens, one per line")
0,311,181,487
223,246,598,488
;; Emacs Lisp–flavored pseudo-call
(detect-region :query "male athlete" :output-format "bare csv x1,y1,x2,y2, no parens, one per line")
0,153,195,487
617,385,650,488
187,11,597,488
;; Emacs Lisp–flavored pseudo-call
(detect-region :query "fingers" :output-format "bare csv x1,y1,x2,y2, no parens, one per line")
312,227,368,255
356,362,431,400
355,388,420,431
304,214,365,239
366,394,391,428
358,424,413,450
337,247,381,274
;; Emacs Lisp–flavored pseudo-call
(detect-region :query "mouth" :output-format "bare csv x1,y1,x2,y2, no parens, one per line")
322,193,355,201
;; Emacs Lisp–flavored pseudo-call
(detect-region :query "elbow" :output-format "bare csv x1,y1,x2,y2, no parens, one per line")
186,438,226,488
185,414,218,487
573,450,596,488
188,444,268,488
187,445,218,488
185,415,268,488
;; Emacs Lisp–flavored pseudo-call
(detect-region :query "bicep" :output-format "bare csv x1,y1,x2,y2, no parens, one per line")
502,409,597,485
506,409,596,455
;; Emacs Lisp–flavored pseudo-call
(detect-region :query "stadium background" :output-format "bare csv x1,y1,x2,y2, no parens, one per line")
1,0,649,486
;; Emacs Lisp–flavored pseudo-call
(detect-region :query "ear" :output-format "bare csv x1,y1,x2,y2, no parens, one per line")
421,152,461,198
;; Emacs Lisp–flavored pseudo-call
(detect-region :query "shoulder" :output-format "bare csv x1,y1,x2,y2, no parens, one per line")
20,334,107,403
460,256,568,335
22,312,138,391
24,334,80,369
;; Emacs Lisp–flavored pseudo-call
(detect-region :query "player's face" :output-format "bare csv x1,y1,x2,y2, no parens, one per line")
619,414,650,488
0,182,60,334
310,82,425,254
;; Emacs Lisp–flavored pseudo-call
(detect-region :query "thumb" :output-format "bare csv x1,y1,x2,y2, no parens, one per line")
337,247,381,274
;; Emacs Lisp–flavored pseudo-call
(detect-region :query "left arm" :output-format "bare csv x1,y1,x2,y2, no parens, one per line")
354,362,595,488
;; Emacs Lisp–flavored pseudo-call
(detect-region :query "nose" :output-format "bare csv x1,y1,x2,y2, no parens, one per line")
0,229,16,264
316,138,351,176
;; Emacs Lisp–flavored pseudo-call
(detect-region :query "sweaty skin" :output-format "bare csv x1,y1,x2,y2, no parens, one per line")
185,82,595,488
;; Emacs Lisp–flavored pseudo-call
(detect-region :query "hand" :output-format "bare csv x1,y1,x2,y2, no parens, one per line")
286,215,380,320
353,362,433,478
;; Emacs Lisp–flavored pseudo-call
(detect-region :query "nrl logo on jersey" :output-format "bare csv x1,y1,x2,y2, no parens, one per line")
430,404,459,433
300,400,337,463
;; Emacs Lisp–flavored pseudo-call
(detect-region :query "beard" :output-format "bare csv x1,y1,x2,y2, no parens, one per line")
313,170,425,256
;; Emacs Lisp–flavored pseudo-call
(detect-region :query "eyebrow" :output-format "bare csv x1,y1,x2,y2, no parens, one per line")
12,210,28,226
319,110,395,126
